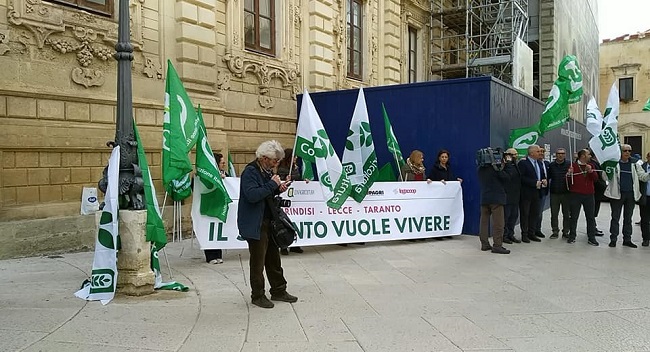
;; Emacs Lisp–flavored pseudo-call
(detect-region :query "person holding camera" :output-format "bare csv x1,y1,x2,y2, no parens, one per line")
502,148,522,244
477,148,511,254
238,140,297,309
277,148,304,255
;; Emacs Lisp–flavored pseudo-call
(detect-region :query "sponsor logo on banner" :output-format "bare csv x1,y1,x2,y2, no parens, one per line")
367,190,384,196
394,188,417,195
287,188,316,197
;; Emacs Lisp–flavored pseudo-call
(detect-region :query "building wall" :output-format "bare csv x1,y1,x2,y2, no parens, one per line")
600,33,650,153
539,0,599,122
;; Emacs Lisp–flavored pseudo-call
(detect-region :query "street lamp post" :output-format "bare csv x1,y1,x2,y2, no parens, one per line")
100,0,144,210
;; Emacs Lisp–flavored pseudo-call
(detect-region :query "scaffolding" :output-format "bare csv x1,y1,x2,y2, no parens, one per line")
430,0,529,84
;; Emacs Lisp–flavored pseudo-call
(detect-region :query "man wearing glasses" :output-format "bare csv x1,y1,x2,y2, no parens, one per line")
604,144,650,248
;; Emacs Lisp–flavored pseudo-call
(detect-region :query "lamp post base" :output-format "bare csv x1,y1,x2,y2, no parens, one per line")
113,210,155,296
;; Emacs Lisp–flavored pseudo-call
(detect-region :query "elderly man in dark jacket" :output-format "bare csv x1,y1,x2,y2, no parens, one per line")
477,153,511,254
238,140,297,309
548,148,571,239
503,148,522,244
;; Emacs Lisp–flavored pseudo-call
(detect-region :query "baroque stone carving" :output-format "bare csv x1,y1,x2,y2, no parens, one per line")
7,0,145,50
142,55,162,79
217,71,232,90
0,30,9,55
71,67,105,88
223,53,300,110
46,27,113,67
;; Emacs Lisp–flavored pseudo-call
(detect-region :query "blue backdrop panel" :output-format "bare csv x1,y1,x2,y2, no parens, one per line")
299,77,588,235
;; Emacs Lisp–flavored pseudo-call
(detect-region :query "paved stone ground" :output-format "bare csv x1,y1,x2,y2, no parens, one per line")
2,203,650,352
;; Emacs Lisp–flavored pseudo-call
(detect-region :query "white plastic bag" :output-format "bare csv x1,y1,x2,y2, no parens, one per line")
81,187,100,215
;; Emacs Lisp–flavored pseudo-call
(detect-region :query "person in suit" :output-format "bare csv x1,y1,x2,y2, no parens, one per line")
503,148,522,244
536,147,550,238
517,145,543,243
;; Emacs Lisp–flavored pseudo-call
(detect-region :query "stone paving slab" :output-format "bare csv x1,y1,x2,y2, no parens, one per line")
2,203,650,351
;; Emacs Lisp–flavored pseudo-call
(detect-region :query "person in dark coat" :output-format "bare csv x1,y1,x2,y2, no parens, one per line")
238,140,297,309
517,145,543,243
276,148,304,255
428,149,463,184
503,148,521,244
639,152,650,247
548,148,571,239
477,155,511,254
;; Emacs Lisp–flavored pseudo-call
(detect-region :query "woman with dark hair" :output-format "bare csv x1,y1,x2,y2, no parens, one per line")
428,149,463,184
276,148,304,255
204,153,228,264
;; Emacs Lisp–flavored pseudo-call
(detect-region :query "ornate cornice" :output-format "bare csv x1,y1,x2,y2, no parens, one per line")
222,53,301,110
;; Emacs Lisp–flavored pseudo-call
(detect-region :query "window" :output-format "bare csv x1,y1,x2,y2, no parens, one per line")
619,77,634,102
347,0,363,80
48,0,113,16
408,27,417,83
244,0,275,55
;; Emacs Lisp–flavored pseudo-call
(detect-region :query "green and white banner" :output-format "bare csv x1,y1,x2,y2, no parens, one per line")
295,90,351,209
342,87,379,203
75,146,120,305
191,178,464,249
588,84,621,180
162,60,199,201
508,123,541,157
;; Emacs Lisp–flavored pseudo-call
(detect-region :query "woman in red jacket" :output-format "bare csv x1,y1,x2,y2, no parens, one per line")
566,149,600,246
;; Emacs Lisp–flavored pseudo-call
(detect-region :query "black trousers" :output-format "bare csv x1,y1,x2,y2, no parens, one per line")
569,193,596,240
640,202,650,241
246,221,287,300
550,193,571,236
610,191,636,243
504,203,519,238
519,194,540,239
204,249,222,262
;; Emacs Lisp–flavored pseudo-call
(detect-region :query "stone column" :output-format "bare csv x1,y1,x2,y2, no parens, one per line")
115,210,155,296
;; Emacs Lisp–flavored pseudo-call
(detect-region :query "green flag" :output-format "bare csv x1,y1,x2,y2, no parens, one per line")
342,88,379,202
557,55,583,104
382,103,405,170
643,98,650,111
302,159,314,180
195,106,232,222
539,81,570,134
375,162,397,182
134,121,188,292
588,83,621,180
295,90,351,209
227,152,236,177
508,123,541,157
162,60,200,201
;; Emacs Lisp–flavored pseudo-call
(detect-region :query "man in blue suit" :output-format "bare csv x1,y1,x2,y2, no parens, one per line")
518,145,544,243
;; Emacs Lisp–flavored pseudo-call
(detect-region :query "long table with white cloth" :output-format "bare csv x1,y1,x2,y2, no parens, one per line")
192,178,464,249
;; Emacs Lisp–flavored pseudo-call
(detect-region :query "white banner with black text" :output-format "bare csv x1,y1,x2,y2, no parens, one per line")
192,178,464,249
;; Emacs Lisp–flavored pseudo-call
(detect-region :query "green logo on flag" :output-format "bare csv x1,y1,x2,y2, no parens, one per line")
321,172,332,189
314,130,335,158
512,131,539,149
343,162,356,176
598,127,617,150
89,268,115,294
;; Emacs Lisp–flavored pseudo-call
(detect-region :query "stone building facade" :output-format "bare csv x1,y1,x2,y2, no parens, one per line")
600,31,650,155
0,0,598,259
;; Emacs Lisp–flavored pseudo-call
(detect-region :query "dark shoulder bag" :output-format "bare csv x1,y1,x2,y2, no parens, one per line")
264,197,297,249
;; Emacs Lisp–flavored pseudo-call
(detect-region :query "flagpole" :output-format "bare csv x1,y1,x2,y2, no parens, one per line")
393,149,404,182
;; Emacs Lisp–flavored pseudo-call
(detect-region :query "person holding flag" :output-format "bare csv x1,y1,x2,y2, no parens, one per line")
203,152,229,264
238,140,297,309
276,148,304,255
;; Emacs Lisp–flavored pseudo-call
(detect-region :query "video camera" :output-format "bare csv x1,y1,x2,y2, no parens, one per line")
274,196,291,208
475,147,504,168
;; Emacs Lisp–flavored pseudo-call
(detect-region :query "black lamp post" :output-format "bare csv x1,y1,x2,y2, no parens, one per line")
99,0,144,210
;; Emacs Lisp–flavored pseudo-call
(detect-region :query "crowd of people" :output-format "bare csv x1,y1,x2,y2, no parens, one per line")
477,143,650,254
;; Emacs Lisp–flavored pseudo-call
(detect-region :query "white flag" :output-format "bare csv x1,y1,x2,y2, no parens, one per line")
588,83,621,180
75,146,120,305
342,88,378,202
294,90,351,209
585,96,603,137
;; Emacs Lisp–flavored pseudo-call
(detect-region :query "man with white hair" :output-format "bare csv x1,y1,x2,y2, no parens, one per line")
605,144,650,248
238,140,297,308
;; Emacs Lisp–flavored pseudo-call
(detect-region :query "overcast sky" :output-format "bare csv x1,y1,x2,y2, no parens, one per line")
598,0,650,40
